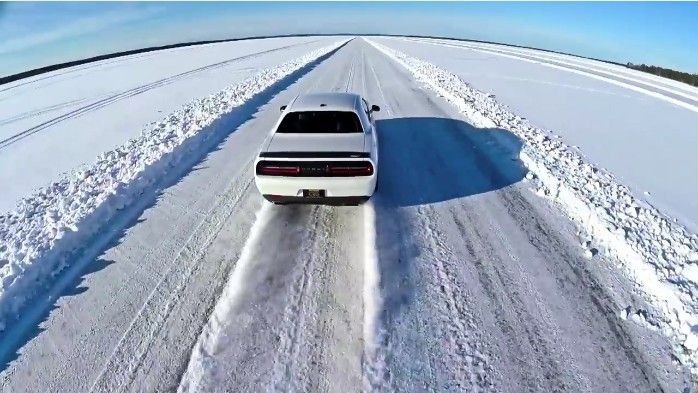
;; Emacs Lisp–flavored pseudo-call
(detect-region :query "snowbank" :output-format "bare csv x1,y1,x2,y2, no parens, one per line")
0,40,346,330
367,39,698,377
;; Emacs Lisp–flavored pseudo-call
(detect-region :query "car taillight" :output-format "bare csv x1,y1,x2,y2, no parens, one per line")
257,164,301,176
328,163,373,176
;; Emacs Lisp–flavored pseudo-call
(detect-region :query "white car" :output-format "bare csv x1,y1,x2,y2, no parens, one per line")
254,93,380,205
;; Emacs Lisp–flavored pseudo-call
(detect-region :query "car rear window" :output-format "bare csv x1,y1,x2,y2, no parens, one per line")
276,111,363,133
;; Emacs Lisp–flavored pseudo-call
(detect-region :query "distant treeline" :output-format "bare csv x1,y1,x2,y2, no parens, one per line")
626,63,698,87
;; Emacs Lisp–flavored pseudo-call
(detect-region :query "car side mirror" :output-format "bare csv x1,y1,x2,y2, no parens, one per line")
371,105,380,112
280,105,287,112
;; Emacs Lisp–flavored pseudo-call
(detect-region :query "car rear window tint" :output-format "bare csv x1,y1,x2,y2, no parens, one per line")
276,111,362,133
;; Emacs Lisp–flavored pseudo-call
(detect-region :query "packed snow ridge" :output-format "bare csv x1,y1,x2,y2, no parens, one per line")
0,40,346,331
367,39,698,377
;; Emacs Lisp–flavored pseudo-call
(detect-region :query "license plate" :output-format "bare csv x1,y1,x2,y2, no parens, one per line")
303,189,325,198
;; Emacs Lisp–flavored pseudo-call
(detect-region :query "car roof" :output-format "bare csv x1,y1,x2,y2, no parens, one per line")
288,93,362,113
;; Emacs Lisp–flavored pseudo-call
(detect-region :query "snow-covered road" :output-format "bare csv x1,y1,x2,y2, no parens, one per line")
0,38,694,391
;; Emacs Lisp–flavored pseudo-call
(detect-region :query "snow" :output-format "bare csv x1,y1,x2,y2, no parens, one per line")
0,36,342,213
177,201,275,393
408,37,698,113
450,39,698,104
367,38,698,378
684,264,698,285
0,40,346,331
1,37,690,391
371,36,698,234
361,200,388,391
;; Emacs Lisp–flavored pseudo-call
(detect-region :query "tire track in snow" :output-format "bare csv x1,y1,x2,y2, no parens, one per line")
89,174,254,392
448,203,570,392
0,95,98,127
361,201,389,392
481,196,601,390
291,207,344,393
439,180,668,390
415,204,492,391
268,204,364,393
344,54,357,93
269,206,324,392
497,189,666,390
0,40,322,150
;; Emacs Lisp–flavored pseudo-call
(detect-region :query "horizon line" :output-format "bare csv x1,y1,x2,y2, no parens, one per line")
0,32,684,87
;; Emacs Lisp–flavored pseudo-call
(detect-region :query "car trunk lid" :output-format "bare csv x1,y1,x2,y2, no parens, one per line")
266,133,366,155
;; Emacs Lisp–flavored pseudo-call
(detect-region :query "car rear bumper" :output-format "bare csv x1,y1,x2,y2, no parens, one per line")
263,195,370,205
255,174,376,199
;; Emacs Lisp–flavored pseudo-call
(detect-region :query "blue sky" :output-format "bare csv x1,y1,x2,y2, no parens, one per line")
1,2,697,77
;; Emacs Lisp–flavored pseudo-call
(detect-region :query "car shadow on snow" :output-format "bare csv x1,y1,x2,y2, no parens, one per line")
375,116,526,207
372,116,526,330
